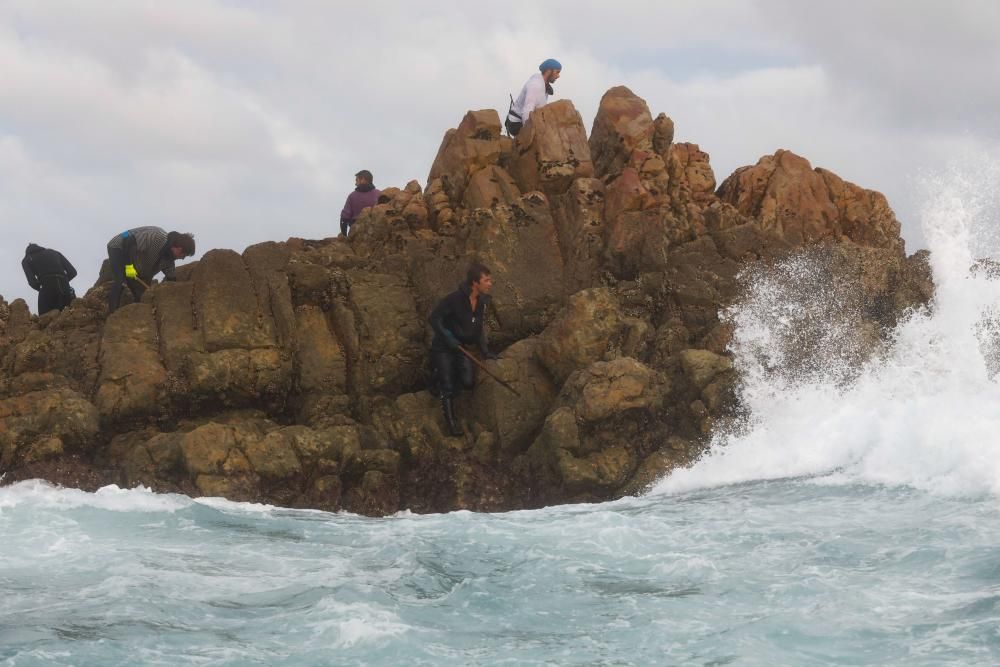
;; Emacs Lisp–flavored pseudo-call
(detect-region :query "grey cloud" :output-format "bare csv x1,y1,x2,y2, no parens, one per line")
758,0,1000,136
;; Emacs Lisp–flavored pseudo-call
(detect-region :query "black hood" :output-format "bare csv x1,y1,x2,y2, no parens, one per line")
25,243,44,255
356,183,376,193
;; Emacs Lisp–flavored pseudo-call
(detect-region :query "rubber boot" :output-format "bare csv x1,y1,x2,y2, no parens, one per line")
441,397,462,437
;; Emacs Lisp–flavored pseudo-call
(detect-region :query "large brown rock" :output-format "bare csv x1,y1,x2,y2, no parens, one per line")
550,178,607,291
94,304,168,424
525,358,668,500
589,86,655,180
537,288,637,384
465,193,568,342
428,109,503,204
470,338,558,458
666,143,717,207
294,305,348,395
0,388,99,468
560,357,669,423
717,149,902,252
679,349,733,391
600,147,714,279
6,297,104,393
194,249,277,351
509,100,594,197
339,272,424,398
463,165,521,210
147,250,294,412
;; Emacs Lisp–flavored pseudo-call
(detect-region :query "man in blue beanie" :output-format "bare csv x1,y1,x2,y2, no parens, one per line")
506,58,562,137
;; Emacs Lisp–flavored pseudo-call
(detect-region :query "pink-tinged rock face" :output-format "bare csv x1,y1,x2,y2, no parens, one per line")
427,109,503,204
717,149,902,253
589,85,656,180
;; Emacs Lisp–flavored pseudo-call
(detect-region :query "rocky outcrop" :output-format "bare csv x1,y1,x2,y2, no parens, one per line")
717,149,903,253
0,85,933,515
509,100,594,197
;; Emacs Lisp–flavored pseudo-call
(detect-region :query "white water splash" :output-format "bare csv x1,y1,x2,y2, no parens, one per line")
653,156,1000,497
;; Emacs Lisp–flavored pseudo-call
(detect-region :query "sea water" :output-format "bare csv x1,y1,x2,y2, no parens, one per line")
3,163,1000,666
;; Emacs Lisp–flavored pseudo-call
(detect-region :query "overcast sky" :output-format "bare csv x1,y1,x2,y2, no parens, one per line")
2,0,998,310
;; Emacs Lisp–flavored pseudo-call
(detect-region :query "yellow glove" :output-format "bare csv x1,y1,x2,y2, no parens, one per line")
124,264,138,280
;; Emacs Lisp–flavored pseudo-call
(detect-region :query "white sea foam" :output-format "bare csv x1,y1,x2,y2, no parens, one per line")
0,480,191,513
653,156,1000,497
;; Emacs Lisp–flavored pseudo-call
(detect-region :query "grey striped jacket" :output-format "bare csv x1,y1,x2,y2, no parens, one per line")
106,226,176,281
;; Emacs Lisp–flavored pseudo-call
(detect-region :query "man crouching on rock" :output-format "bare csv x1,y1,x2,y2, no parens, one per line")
428,263,498,437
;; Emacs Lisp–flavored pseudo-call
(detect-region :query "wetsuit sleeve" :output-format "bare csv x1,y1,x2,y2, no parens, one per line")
429,295,459,348
161,262,177,281
59,253,77,281
22,256,40,291
123,233,139,266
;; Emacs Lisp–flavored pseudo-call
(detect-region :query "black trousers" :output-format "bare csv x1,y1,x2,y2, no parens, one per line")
108,247,145,313
37,277,72,315
432,349,475,398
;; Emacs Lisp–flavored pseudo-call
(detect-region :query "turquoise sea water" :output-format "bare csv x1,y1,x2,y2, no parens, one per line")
3,479,999,666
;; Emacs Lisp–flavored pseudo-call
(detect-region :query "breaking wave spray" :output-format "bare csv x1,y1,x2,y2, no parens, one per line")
652,155,1000,497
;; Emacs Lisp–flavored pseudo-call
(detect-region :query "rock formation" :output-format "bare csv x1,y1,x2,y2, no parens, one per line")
0,86,933,514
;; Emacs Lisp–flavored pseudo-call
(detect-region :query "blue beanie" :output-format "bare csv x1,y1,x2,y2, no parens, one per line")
539,58,562,72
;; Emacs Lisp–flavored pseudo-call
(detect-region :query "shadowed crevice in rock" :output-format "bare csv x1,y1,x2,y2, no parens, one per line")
0,86,933,515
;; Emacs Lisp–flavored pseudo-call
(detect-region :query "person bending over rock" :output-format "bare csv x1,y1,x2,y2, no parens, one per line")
428,263,498,437
340,169,381,237
106,226,196,313
22,243,77,315
505,58,562,137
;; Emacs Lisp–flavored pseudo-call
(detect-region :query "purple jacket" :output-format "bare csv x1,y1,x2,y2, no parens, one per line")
340,185,382,224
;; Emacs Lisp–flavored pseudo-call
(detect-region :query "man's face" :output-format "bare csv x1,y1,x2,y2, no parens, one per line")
355,175,365,187
170,246,187,260
544,69,561,83
474,273,493,295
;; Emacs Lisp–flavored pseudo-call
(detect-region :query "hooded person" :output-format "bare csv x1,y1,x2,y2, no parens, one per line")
106,226,196,313
21,244,78,315
427,263,498,437
505,58,562,137
340,170,382,237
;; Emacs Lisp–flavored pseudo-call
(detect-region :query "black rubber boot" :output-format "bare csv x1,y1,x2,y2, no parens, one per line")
441,397,462,437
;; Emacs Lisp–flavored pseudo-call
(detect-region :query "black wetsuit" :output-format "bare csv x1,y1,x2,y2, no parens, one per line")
428,282,493,398
22,244,77,315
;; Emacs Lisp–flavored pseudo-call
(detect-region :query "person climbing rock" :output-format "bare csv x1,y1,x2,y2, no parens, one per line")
505,58,562,137
106,226,195,313
21,243,78,315
428,263,498,437
340,169,382,237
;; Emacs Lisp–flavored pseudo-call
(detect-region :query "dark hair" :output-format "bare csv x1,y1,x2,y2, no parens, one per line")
355,170,374,184
167,231,196,257
466,262,491,287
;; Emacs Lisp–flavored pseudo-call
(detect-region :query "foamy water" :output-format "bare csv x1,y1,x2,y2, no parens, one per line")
653,158,1000,498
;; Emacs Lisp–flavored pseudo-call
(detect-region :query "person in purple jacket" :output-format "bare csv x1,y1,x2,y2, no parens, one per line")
340,169,382,237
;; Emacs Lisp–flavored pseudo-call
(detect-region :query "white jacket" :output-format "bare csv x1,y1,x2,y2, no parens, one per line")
508,73,549,124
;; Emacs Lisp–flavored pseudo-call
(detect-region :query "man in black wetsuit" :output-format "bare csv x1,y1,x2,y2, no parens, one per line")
21,243,78,315
428,263,498,436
